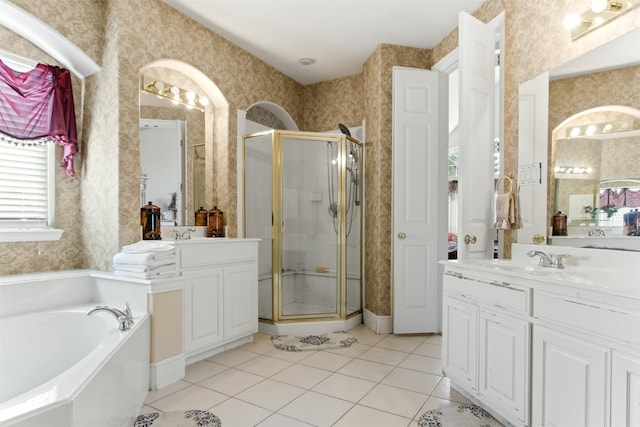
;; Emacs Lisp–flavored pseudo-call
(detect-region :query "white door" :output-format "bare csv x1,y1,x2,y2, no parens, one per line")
392,66,447,334
456,12,497,260
517,72,549,244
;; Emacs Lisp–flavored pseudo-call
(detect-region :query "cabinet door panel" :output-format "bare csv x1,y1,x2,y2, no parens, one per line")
532,326,608,427
479,309,529,424
443,296,478,391
184,269,223,353
612,351,640,427
224,263,258,338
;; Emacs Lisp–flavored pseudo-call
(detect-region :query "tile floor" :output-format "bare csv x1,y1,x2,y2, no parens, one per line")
139,324,478,426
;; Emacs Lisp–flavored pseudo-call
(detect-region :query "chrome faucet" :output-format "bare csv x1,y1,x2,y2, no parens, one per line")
527,250,570,269
551,254,570,269
87,303,134,331
527,250,553,267
170,227,196,240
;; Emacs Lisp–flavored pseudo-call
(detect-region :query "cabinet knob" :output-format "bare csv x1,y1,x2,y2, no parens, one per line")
398,232,407,239
532,234,546,244
464,234,477,244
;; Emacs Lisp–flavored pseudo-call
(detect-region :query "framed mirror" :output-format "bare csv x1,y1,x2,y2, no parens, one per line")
547,28,640,241
139,67,207,227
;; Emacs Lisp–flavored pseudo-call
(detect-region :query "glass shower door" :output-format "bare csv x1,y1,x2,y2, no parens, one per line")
244,132,273,321
280,135,339,318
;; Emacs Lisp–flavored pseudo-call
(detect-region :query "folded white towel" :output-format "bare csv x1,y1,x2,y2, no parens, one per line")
113,251,176,267
122,241,175,254
114,265,178,279
112,263,176,273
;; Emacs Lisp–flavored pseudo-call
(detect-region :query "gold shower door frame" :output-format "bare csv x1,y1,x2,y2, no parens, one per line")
243,129,363,323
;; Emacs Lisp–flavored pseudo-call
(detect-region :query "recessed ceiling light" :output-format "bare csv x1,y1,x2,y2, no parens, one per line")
298,57,316,66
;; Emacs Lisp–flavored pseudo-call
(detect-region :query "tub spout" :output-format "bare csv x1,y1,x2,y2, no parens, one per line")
87,304,134,331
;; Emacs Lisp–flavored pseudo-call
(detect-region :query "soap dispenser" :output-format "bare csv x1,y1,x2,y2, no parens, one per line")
207,206,224,237
195,206,208,227
141,201,162,240
552,211,567,236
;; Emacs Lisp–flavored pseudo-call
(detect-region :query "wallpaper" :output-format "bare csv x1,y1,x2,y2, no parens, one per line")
2,0,639,317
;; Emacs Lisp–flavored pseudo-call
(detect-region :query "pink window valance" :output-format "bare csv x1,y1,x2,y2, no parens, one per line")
600,188,640,209
0,59,78,179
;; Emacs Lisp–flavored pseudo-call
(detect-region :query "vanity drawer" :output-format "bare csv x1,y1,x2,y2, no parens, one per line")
534,291,640,345
179,241,258,270
443,271,530,314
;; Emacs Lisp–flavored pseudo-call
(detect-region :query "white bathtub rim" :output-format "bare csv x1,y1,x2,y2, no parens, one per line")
0,306,149,425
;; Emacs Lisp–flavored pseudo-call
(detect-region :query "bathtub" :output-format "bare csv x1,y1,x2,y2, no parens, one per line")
0,270,150,427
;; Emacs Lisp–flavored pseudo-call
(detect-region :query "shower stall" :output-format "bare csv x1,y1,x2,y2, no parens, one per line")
243,130,363,335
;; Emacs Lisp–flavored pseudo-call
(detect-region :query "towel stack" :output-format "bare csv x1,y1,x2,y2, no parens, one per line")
113,241,177,279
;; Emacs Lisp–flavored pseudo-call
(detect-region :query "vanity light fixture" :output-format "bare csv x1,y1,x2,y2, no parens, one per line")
141,77,208,112
565,119,636,138
555,166,593,174
565,0,640,40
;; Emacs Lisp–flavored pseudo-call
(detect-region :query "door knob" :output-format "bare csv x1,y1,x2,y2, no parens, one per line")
464,234,476,244
397,232,407,239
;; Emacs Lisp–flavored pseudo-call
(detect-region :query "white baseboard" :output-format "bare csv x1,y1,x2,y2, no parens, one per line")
363,308,393,334
149,353,185,390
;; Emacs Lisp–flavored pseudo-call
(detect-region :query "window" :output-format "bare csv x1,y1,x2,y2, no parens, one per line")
0,55,66,242
0,141,61,242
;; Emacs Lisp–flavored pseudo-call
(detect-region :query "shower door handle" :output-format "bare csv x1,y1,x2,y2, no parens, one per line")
397,232,406,239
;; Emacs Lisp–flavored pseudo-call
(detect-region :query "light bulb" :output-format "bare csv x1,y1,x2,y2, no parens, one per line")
563,14,581,29
199,97,209,106
591,0,608,13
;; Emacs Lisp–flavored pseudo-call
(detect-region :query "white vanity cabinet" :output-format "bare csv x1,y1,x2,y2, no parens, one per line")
531,326,608,427
442,270,531,426
531,288,640,427
183,268,224,357
612,351,640,427
443,295,478,392
442,245,640,427
177,239,259,364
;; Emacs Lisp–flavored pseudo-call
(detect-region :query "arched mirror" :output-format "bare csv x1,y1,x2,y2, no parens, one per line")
552,106,640,233
139,60,227,228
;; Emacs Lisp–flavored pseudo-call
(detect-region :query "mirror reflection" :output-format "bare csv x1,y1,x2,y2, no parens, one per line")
548,28,640,240
139,67,207,227
553,107,640,232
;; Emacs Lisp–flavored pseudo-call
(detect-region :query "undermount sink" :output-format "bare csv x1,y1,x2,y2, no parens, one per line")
463,259,552,276
454,258,635,297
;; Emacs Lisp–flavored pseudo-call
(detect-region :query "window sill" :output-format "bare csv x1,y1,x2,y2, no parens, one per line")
0,228,64,243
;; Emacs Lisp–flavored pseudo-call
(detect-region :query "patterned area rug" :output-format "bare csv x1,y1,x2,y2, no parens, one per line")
271,331,358,351
417,403,503,427
134,410,221,427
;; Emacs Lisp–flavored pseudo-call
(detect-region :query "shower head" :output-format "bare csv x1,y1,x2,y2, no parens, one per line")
338,123,351,137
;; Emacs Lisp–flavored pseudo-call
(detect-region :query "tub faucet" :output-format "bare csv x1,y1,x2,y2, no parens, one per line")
526,250,553,268
87,303,134,331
